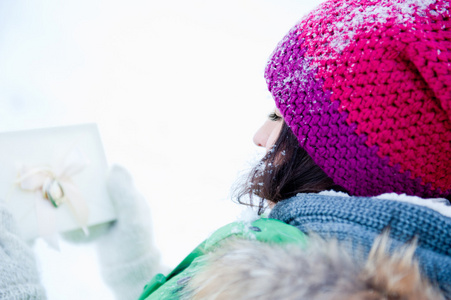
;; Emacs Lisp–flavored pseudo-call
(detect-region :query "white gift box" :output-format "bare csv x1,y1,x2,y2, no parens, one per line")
0,123,116,241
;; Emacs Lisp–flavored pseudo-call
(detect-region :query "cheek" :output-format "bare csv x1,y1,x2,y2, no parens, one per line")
266,133,278,150
265,122,283,150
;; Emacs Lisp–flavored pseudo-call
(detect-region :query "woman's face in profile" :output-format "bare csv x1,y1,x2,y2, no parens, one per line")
253,108,284,151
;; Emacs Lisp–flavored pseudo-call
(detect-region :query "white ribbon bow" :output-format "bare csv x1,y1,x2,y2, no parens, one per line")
16,147,90,248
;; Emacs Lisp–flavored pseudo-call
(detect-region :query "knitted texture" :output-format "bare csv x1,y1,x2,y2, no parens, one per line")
268,193,451,297
0,203,47,299
97,166,165,300
265,0,451,197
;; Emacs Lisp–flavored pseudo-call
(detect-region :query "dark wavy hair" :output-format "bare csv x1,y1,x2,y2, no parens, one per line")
236,121,348,214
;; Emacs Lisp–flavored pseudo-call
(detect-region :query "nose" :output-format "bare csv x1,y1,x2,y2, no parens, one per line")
253,120,271,148
253,130,265,148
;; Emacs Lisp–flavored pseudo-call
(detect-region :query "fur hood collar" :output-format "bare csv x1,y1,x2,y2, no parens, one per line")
186,234,445,300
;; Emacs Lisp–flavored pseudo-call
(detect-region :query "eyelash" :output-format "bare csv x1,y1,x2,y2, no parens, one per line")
268,112,282,121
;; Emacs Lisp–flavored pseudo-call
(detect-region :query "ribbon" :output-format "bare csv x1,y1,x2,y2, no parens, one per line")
15,147,90,248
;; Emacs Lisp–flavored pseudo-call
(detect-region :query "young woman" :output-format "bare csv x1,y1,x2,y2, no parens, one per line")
138,0,451,298
1,0,450,299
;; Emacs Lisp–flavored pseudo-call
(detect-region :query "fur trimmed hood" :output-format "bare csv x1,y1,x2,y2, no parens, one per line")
140,194,451,300
185,234,445,300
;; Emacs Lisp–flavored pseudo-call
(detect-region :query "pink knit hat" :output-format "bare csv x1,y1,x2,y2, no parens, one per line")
265,0,451,198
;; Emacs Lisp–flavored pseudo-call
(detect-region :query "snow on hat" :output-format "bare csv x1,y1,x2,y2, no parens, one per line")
265,0,451,198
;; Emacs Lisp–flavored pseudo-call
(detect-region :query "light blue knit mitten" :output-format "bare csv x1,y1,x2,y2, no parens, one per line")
95,165,164,300
62,165,164,299
0,203,47,299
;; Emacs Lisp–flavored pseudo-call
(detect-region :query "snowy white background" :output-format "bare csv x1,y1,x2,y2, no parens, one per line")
0,0,322,298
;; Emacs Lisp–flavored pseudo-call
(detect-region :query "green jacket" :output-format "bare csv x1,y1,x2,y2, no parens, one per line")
138,218,307,300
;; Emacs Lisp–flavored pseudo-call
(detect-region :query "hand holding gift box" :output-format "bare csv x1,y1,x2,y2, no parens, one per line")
0,123,164,299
